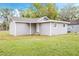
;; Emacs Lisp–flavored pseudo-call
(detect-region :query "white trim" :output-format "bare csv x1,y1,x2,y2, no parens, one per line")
30,23,31,35
49,22,52,36
36,23,39,33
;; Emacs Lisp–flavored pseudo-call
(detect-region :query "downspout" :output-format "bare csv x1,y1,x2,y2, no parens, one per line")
36,23,39,33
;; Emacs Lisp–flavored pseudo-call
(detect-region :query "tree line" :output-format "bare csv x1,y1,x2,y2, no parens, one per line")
0,3,79,30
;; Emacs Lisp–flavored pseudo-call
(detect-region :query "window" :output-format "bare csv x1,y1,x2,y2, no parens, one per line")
63,24,65,27
54,23,56,27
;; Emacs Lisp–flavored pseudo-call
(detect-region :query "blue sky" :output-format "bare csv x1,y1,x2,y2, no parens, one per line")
0,3,32,10
0,3,67,10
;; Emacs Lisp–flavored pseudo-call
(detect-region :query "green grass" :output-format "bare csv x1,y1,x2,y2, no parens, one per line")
0,31,79,56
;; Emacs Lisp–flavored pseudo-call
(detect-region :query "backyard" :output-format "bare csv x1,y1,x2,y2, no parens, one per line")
0,31,79,56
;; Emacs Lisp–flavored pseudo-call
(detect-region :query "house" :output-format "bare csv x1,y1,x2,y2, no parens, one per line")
67,20,79,33
9,16,69,36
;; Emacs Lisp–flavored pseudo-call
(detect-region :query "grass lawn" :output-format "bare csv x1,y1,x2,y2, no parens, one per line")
0,31,79,56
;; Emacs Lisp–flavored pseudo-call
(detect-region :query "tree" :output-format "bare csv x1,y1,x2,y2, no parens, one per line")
59,4,79,21
0,8,13,30
45,4,58,19
21,9,37,18
22,3,58,20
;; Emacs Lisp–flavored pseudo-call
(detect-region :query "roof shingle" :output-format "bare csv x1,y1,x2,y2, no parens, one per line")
11,17,69,24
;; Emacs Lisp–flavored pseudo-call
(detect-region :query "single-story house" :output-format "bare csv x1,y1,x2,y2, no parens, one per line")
67,20,79,33
9,16,69,36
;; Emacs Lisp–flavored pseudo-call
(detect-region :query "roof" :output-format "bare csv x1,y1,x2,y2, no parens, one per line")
11,16,69,24
68,20,79,25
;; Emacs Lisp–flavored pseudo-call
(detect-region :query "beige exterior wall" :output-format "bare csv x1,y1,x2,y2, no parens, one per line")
39,22,68,36
9,22,68,36
39,23,50,35
9,22,38,36
51,23,68,35
68,25,79,32
10,22,31,36
9,21,16,35
15,23,30,35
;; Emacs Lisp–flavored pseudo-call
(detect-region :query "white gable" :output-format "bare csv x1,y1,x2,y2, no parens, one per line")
39,16,49,21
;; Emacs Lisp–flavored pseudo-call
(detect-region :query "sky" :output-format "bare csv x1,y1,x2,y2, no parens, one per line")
0,3,67,10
